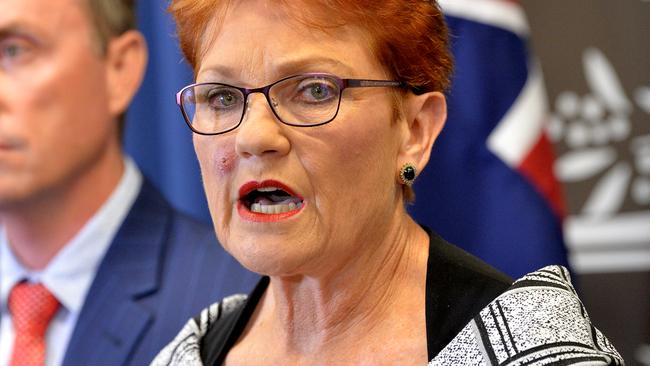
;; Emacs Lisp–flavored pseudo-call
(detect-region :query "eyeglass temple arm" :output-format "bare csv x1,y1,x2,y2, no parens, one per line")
344,79,405,88
176,90,182,106
344,79,427,94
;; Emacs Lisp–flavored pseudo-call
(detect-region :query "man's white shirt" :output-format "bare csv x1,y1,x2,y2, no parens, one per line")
0,157,142,366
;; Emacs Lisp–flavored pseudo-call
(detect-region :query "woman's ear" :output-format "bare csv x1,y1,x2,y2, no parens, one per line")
397,91,447,175
104,30,148,117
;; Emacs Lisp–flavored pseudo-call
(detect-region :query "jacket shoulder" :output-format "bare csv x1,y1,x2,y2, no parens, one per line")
150,295,248,366
429,265,624,365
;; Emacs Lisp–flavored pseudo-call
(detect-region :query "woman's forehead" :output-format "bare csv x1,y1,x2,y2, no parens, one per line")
196,4,383,83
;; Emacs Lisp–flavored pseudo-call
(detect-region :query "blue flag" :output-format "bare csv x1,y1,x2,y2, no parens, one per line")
410,0,570,278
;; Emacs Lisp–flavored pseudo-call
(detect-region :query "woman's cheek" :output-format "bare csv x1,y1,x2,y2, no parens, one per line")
215,146,237,176
194,136,237,177
193,136,210,171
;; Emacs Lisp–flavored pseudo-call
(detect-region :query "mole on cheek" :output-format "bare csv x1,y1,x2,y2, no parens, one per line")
215,147,236,176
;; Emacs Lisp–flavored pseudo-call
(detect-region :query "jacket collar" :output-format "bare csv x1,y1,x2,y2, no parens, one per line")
62,180,170,366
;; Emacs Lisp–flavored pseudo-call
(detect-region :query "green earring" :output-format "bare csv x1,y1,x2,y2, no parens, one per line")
399,163,417,186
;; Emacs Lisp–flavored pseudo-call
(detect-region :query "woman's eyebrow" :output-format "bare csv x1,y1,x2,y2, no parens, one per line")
198,57,356,84
196,65,235,82
272,56,354,75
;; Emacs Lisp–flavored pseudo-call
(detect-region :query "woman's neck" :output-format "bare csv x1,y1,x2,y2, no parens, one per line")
247,214,430,362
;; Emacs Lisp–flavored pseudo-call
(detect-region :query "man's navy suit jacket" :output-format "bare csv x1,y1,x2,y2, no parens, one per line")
60,180,260,365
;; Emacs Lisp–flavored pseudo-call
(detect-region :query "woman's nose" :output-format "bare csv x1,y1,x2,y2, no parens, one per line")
235,93,290,159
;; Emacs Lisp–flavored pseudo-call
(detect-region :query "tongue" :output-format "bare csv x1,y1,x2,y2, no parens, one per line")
254,195,301,205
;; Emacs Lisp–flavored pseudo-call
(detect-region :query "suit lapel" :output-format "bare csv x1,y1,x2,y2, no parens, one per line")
62,181,170,366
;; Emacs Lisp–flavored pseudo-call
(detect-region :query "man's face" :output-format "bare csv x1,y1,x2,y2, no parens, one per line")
0,0,117,208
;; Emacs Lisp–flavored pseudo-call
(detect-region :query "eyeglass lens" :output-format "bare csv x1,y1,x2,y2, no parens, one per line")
181,74,343,134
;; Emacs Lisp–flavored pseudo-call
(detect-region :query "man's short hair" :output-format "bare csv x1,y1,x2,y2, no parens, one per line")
86,0,137,53
84,0,138,139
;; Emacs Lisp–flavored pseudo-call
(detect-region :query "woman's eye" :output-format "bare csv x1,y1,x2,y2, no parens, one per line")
207,89,240,109
309,83,330,100
297,81,337,103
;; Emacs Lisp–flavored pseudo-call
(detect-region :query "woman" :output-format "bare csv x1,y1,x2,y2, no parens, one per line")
153,0,623,364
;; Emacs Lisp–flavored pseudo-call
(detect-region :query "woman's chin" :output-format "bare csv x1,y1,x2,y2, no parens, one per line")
237,255,305,277
228,239,317,278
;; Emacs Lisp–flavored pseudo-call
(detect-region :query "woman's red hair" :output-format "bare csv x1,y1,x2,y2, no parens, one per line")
169,0,453,93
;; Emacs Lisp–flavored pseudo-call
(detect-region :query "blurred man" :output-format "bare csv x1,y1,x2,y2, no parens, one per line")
0,0,257,365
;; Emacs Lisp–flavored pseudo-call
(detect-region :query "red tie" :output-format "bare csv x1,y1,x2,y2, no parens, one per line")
8,282,60,366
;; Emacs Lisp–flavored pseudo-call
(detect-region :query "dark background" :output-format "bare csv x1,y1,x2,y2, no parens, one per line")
522,1,650,364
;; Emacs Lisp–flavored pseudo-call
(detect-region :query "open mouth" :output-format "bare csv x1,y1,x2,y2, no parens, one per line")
238,180,304,218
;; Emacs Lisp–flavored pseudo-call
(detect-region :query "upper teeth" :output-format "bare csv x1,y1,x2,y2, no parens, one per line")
257,187,279,192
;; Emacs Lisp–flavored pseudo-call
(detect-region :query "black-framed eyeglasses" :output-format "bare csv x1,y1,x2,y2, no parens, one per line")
175,73,406,135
